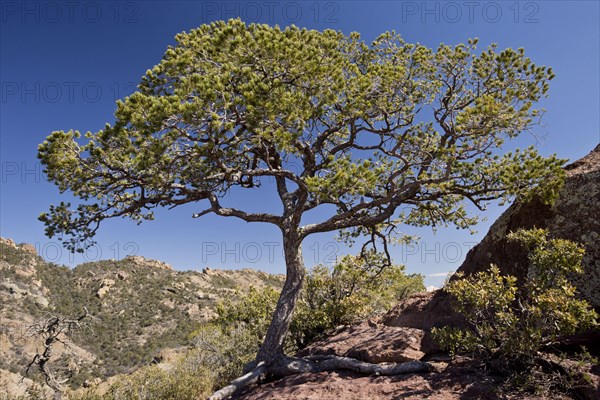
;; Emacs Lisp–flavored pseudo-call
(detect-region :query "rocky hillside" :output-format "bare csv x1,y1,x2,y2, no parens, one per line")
0,238,283,395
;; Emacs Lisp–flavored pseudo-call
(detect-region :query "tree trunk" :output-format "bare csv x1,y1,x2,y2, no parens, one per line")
255,232,305,365
208,230,435,400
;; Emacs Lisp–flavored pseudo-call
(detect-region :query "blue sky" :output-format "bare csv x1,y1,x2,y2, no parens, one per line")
1,1,599,287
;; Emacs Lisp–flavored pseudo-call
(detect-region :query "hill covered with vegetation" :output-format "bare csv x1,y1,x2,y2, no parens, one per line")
0,238,285,393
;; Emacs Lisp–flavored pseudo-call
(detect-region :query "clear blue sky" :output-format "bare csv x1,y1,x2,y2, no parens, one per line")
1,1,599,287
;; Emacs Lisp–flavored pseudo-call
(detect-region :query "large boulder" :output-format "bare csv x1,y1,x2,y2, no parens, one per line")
455,144,600,307
298,321,426,363
382,291,462,331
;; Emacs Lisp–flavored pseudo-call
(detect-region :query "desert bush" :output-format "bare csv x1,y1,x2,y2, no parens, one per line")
193,287,281,384
432,228,598,369
214,286,280,346
76,358,213,400
215,252,425,351
291,252,424,348
188,322,259,388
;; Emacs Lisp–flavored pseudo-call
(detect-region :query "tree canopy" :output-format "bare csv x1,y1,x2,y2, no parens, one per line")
39,19,564,253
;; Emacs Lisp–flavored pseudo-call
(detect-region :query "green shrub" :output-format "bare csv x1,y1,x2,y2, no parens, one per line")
215,286,279,345
188,322,259,388
215,252,425,352
74,359,213,400
291,252,424,348
432,228,598,368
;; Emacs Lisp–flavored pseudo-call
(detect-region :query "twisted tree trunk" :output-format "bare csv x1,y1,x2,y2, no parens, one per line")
208,356,432,400
255,233,305,365
207,231,432,400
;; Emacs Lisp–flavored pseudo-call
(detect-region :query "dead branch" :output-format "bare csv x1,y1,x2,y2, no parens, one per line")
25,308,91,399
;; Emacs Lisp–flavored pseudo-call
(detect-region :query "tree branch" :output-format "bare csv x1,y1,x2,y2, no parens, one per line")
208,194,283,225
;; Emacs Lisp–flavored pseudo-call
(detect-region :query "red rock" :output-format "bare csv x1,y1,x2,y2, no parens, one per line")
381,291,464,331
298,321,425,363
454,144,600,308
235,358,571,400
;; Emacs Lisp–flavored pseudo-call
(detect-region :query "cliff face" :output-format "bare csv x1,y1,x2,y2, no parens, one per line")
455,144,600,307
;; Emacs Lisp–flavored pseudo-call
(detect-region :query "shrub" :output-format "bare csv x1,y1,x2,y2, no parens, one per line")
187,322,259,388
291,252,424,348
215,252,425,352
215,286,279,345
75,359,213,400
432,228,598,369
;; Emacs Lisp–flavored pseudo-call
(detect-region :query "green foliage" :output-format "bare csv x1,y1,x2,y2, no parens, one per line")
215,286,280,346
432,229,598,367
78,358,213,400
38,19,564,252
215,253,424,351
291,253,424,348
107,363,211,400
187,323,259,388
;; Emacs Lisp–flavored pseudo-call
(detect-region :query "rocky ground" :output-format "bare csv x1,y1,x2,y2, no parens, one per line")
233,361,572,400
234,291,599,400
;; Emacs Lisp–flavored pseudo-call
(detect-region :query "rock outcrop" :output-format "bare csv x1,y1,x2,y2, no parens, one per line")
386,144,600,335
299,321,426,363
382,291,463,331
0,237,38,256
456,144,600,307
96,278,116,298
124,255,174,270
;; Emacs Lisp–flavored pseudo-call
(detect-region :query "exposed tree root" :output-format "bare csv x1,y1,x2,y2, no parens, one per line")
208,362,267,400
208,356,432,400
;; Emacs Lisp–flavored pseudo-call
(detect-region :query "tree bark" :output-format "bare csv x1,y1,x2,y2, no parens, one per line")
255,231,305,365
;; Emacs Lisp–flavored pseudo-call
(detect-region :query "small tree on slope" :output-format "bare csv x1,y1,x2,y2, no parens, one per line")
38,19,564,397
